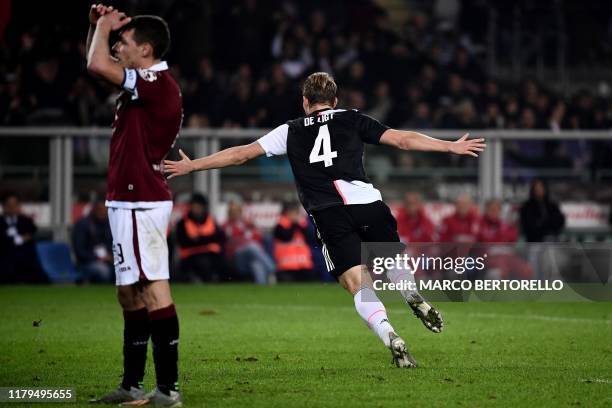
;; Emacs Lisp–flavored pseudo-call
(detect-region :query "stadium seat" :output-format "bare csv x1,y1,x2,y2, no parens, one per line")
35,242,81,284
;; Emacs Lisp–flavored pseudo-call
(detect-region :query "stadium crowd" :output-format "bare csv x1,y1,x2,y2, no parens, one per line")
1,0,611,178
1,181,568,284
0,1,611,283
1,0,611,132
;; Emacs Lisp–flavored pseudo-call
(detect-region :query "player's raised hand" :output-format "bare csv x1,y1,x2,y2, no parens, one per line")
164,149,196,179
448,133,486,157
89,4,114,25
98,9,132,31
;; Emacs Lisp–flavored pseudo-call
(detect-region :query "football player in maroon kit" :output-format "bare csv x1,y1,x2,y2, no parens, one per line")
86,4,182,406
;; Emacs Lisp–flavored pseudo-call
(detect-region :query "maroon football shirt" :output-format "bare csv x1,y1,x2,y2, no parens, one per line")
106,61,182,208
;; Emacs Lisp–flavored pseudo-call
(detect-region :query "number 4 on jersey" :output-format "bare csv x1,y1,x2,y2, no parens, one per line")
309,124,338,167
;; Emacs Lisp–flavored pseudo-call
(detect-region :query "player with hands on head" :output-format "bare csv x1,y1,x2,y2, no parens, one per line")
86,4,183,406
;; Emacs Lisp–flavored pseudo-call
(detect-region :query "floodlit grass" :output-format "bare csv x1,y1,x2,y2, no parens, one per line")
0,284,611,407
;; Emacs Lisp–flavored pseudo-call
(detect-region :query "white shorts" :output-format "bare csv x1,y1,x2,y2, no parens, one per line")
108,206,172,286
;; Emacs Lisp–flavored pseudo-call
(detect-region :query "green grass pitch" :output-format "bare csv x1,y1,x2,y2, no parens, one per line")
0,284,611,407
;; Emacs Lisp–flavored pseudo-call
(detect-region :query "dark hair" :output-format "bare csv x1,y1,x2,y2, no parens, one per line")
302,72,337,105
1,192,18,205
528,179,549,201
190,193,209,206
122,15,170,59
485,198,501,208
281,201,301,214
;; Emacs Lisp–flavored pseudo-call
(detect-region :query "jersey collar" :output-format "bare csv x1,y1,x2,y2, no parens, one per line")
312,108,345,116
146,61,169,72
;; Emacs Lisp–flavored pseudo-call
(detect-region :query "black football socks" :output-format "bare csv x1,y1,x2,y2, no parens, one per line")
121,307,150,390
149,304,179,395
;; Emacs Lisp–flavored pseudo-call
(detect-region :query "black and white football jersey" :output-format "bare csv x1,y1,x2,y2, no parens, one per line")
257,108,389,212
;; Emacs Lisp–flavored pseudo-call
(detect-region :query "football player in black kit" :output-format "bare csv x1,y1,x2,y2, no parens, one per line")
165,72,485,367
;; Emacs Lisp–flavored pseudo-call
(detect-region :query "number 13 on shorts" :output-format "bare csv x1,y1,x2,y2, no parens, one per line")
309,124,338,167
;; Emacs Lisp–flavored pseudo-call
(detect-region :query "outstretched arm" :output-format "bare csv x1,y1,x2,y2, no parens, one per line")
380,129,485,157
164,142,266,179
166,124,288,179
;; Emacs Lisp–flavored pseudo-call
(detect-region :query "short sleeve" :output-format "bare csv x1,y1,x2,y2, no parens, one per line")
122,68,137,93
353,110,389,145
122,68,162,101
257,124,289,156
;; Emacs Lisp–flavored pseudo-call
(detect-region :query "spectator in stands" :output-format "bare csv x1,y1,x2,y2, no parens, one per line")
273,202,316,282
0,193,46,283
404,101,433,129
481,79,501,108
569,90,597,129
265,63,302,125
0,74,29,125
504,96,521,129
549,101,567,132
271,21,313,80
71,200,113,283
519,179,566,242
224,78,257,127
476,199,532,279
520,79,539,109
365,81,392,124
345,61,370,94
313,37,334,74
396,192,435,243
449,47,483,85
395,192,437,276
175,193,226,282
223,201,275,284
449,74,468,103
455,100,483,129
438,193,480,243
534,92,552,128
187,57,221,126
520,107,538,129
477,199,518,243
483,102,504,128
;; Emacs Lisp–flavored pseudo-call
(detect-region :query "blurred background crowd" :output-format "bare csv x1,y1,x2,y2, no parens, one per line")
0,180,571,284
2,0,612,131
1,0,612,284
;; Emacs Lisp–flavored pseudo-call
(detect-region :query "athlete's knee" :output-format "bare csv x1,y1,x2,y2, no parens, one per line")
338,265,365,295
117,285,145,311
140,280,173,310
